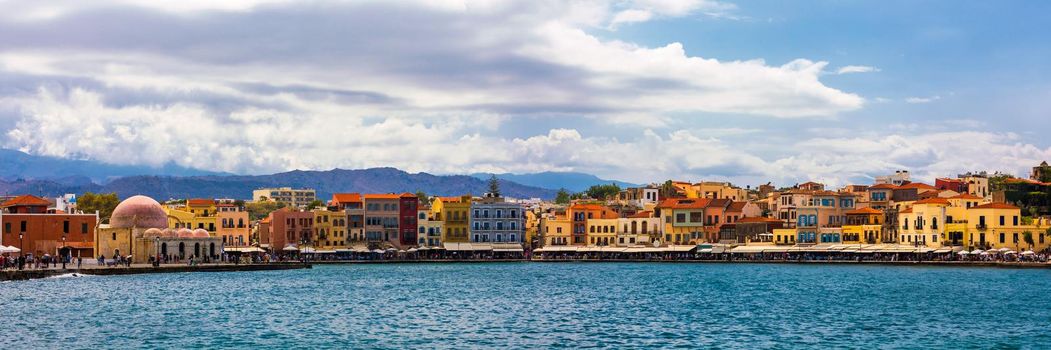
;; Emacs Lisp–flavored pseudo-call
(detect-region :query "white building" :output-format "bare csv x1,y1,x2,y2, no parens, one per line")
469,193,525,243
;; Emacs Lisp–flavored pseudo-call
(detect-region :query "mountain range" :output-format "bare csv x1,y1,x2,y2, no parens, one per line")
471,172,638,193
0,150,638,200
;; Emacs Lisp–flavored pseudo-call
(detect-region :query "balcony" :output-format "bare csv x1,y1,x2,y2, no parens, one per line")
977,224,987,230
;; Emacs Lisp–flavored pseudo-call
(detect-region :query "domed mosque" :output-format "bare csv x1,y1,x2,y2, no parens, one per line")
95,195,224,264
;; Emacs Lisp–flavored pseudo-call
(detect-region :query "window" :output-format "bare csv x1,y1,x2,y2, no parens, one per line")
20,221,26,232
676,213,686,223
81,223,88,234
999,216,1005,226
63,220,70,233
1000,232,1005,243
1013,216,1018,226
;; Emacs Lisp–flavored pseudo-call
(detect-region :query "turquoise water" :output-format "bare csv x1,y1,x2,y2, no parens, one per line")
2,263,1050,348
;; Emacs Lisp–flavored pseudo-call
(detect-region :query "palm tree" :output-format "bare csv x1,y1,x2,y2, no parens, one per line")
1023,231,1035,251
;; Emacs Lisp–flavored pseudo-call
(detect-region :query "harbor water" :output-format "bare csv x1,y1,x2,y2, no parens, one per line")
1,263,1049,348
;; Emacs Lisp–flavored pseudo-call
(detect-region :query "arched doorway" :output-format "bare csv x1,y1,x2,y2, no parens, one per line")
194,243,200,257
209,243,215,257
178,242,185,258
113,248,120,257
161,242,168,256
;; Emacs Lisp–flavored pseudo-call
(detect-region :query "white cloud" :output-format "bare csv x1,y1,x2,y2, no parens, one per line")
8,0,1039,187
906,95,941,104
835,65,879,74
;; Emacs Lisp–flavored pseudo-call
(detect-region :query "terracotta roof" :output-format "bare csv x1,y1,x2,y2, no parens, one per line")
898,182,937,190
950,193,982,200
570,203,612,211
656,198,711,210
973,202,1020,210
914,197,949,205
332,193,362,203
0,194,51,207
726,201,748,212
846,207,883,215
399,192,417,198
628,211,653,219
259,216,271,224
708,198,732,208
735,216,782,223
899,208,913,214
187,198,214,206
364,194,400,200
868,183,898,190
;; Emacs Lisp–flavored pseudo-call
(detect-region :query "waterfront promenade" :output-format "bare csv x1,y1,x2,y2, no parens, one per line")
0,262,310,281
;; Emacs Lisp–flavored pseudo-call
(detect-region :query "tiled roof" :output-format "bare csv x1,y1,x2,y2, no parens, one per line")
0,195,51,207
845,207,882,215
726,201,748,212
709,198,732,208
628,211,653,218
899,208,913,214
332,193,362,203
868,183,898,190
187,198,214,206
898,182,937,190
914,197,949,205
364,194,400,200
399,193,417,198
656,198,711,209
950,193,982,200
973,202,1020,210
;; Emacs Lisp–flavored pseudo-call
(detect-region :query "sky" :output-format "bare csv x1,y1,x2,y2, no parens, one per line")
0,0,1049,187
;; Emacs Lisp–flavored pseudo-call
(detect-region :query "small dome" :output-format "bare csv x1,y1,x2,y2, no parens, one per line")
176,228,194,238
143,228,163,238
110,195,168,229
192,228,210,238
161,228,176,238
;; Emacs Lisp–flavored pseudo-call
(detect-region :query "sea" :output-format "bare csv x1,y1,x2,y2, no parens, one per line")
1,263,1049,348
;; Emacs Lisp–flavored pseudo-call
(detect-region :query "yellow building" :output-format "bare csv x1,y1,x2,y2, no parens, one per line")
314,209,347,250
961,203,1050,251
541,214,572,246
897,198,949,247
586,218,618,246
773,228,797,245
524,210,539,247
843,207,883,244
433,196,471,243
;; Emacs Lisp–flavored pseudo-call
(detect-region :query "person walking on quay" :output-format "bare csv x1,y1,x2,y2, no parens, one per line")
77,256,82,269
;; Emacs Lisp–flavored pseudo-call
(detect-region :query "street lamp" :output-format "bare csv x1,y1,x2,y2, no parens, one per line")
61,235,67,269
18,232,23,258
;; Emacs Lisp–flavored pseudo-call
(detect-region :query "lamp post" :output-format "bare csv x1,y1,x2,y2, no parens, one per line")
18,232,24,270
61,235,67,270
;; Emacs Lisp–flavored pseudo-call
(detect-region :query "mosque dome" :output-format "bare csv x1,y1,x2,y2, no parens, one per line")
192,228,210,238
143,228,164,238
176,228,194,238
110,195,169,229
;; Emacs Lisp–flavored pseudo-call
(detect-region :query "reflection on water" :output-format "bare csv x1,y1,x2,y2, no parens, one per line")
1,263,1049,348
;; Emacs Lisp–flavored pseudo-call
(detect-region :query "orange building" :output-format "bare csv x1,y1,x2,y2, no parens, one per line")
0,195,97,258
566,203,619,245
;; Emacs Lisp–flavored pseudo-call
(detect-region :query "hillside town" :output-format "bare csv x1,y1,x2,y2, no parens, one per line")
3,162,1051,268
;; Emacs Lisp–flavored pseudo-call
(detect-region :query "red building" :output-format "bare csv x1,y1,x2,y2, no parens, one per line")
935,178,968,193
264,208,314,251
398,193,418,246
0,195,97,258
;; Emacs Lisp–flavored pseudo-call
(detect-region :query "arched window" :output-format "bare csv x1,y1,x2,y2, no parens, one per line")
641,221,648,234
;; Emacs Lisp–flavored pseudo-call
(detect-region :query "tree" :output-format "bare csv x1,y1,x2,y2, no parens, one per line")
416,190,429,204
78,192,120,220
306,200,324,210
555,188,571,204
488,175,501,197
1023,231,1035,250
660,180,676,198
246,201,285,221
585,183,621,200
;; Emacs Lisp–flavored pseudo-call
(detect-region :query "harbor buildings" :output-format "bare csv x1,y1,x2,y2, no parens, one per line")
252,187,317,208
469,193,525,243
0,195,97,258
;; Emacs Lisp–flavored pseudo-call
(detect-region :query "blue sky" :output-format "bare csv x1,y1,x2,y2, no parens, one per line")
0,0,1048,187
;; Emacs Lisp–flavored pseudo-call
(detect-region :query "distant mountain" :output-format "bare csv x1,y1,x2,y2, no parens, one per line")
0,148,226,183
0,168,558,200
471,171,638,192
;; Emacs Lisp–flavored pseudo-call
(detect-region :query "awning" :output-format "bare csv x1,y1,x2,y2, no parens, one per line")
492,243,524,252
225,247,265,253
665,245,697,252
729,246,768,254
316,250,337,254
300,247,317,254
282,245,299,251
